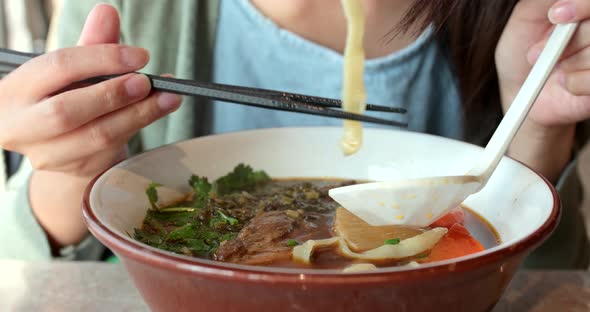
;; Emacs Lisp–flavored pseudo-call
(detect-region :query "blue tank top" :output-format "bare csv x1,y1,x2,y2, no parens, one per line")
211,0,463,140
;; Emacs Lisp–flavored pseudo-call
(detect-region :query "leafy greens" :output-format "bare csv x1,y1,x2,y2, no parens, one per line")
135,164,270,258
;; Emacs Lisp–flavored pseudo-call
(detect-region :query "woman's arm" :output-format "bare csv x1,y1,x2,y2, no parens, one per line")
0,2,181,259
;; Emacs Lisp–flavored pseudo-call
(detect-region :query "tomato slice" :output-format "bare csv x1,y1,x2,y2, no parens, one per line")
419,223,484,263
430,207,465,228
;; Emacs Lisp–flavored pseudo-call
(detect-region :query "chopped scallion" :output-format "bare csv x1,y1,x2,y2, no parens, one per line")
217,211,239,226
384,238,401,245
159,207,197,213
414,252,429,259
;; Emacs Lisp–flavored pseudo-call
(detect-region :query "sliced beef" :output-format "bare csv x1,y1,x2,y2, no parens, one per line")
239,250,292,265
238,211,295,249
214,211,297,264
214,239,246,262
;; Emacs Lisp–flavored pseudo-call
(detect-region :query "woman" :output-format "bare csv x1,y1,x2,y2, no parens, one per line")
1,0,589,268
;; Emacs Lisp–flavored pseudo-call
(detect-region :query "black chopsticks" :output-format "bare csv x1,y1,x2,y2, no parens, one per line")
0,48,407,127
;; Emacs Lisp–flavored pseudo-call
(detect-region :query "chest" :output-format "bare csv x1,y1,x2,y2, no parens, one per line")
209,0,464,139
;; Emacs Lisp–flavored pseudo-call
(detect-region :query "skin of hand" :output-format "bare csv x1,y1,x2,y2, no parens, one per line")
496,0,590,182
0,4,182,250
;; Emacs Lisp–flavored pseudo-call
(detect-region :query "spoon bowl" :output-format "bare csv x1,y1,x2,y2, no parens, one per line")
329,176,481,226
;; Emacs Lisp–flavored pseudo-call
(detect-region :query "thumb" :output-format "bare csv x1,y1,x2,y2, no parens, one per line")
77,4,120,46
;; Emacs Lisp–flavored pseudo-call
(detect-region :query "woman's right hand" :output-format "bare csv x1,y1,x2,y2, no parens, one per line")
0,4,182,251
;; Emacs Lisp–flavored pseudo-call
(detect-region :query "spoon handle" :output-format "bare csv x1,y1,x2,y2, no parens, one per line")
469,23,579,182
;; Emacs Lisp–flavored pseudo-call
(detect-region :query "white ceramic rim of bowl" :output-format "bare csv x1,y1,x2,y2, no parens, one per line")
85,127,559,275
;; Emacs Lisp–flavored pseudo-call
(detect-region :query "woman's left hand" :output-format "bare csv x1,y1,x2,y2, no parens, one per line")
495,0,590,181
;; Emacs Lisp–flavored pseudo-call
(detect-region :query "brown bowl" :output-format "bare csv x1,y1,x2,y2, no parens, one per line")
82,128,559,312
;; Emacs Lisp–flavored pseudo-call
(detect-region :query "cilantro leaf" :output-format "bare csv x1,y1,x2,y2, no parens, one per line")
220,233,237,242
210,211,239,228
146,182,162,210
212,164,270,195
217,211,238,225
189,175,212,208
134,228,163,246
166,223,196,241
185,239,210,253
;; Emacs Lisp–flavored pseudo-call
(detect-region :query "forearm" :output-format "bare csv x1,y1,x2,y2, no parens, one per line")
507,120,575,183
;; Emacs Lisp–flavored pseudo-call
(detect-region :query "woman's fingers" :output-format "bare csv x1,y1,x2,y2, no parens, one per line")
527,19,590,64
77,4,120,45
4,74,151,144
564,70,590,95
548,0,590,24
3,44,149,103
524,0,590,65
27,91,182,170
559,46,590,71
0,3,166,179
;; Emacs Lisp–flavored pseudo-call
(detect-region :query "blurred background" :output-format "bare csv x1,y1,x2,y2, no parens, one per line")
0,0,58,181
0,0,58,53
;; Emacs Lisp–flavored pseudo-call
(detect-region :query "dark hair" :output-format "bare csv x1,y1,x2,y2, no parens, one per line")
397,0,520,144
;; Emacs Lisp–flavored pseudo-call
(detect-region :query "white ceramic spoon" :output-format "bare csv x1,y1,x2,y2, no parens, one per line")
329,23,579,227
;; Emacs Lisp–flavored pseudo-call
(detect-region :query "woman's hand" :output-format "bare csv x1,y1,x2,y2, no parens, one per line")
0,4,182,249
495,0,590,181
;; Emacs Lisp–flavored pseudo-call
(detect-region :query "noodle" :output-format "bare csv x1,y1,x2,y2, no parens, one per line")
340,0,367,155
292,228,447,263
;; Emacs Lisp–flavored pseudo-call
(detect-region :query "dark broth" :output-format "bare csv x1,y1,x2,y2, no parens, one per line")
271,205,498,270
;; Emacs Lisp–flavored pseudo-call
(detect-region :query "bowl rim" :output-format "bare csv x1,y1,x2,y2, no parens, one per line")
82,128,561,284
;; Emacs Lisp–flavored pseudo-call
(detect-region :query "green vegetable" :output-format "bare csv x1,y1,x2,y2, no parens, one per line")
166,224,197,241
220,233,237,241
213,163,270,195
210,210,239,228
217,211,238,225
136,203,240,258
185,239,209,253
134,229,163,246
384,238,401,245
145,209,196,226
204,231,220,240
189,175,212,208
146,182,162,210
159,207,197,213
414,252,429,259
137,164,283,260
286,239,299,247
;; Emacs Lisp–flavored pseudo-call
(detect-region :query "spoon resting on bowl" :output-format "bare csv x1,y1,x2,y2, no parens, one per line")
329,22,579,227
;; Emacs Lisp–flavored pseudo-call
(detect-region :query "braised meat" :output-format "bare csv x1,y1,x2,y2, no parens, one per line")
215,211,297,264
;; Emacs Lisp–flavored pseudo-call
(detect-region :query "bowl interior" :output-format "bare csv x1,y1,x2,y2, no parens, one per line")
89,127,555,270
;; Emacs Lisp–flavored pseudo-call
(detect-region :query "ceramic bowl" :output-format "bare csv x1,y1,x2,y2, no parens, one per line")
83,127,559,312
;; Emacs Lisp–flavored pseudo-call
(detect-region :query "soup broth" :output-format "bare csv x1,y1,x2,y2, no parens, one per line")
134,165,499,270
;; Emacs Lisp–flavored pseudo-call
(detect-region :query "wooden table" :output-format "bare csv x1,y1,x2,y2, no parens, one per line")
1,260,589,311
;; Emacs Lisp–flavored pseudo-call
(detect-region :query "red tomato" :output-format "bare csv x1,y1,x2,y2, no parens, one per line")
430,207,465,228
419,223,485,263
